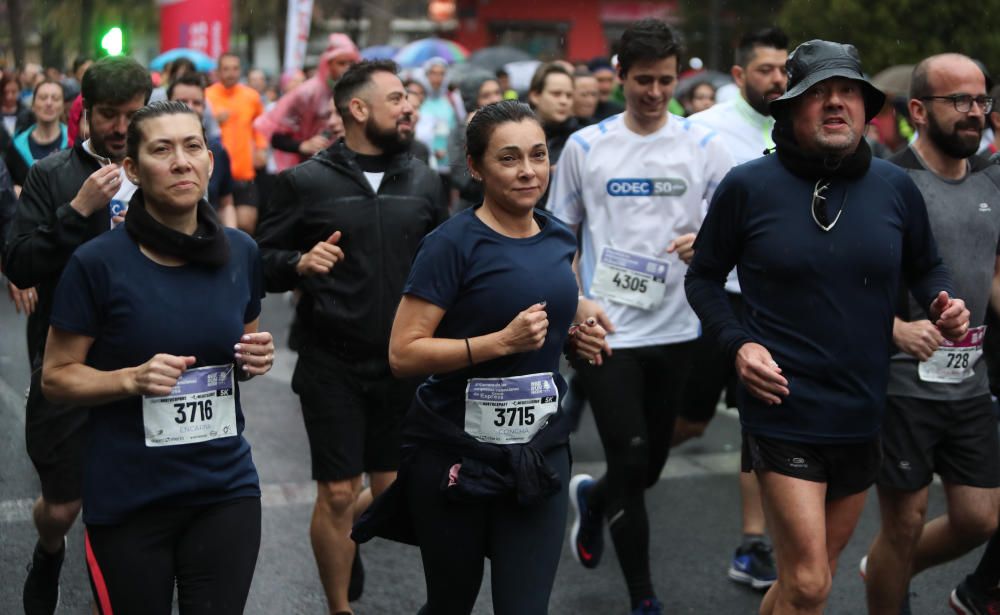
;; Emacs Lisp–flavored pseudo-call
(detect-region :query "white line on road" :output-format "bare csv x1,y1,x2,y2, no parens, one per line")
0,452,742,524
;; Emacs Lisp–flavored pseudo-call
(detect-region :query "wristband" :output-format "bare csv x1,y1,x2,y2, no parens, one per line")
465,338,474,366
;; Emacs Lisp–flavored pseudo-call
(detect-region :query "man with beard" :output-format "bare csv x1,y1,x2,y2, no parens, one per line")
684,26,789,591
3,55,151,615
686,41,968,615
862,53,1000,615
256,60,447,615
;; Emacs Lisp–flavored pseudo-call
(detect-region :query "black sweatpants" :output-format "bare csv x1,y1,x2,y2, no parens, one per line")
86,497,261,615
574,341,696,605
407,446,570,615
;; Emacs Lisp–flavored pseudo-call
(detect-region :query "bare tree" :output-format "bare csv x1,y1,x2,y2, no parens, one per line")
7,0,26,67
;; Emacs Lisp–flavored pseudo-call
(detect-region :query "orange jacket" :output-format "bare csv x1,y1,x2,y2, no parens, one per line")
205,83,266,181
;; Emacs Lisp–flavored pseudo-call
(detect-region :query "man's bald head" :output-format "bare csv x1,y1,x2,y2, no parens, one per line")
911,53,985,101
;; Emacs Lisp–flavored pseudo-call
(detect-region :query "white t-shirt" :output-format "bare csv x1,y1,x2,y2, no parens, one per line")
549,113,733,349
364,171,385,192
689,96,775,294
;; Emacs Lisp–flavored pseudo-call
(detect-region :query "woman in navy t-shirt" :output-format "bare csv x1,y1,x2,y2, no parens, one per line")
42,101,274,615
386,101,607,615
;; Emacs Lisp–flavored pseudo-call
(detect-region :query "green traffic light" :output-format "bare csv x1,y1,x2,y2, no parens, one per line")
101,27,124,56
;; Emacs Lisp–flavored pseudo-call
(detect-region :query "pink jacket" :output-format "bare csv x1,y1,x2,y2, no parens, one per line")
254,33,360,172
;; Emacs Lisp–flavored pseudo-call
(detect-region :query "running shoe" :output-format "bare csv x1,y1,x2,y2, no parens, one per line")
23,539,64,615
728,540,777,589
348,543,364,602
950,576,1000,614
569,474,603,569
630,598,664,614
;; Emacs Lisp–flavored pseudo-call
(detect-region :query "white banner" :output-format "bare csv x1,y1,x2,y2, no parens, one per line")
283,0,315,75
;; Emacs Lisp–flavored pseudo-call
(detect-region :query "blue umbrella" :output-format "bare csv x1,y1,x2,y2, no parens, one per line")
393,37,469,69
361,45,399,60
150,48,217,73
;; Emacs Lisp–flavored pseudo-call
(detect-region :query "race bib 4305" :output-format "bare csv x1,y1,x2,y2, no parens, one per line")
142,364,237,447
591,246,669,311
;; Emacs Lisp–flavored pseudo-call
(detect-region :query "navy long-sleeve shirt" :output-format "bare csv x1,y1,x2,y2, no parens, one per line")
685,154,953,443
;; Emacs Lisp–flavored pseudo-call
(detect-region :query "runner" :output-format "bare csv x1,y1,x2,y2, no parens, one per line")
450,69,503,212
41,100,272,615
6,79,67,188
685,40,969,615
528,63,578,167
256,59,447,615
548,19,733,614
205,53,266,234
253,33,360,173
684,26,789,590
3,56,151,615
572,70,600,126
862,53,1000,615
355,99,607,615
168,73,238,228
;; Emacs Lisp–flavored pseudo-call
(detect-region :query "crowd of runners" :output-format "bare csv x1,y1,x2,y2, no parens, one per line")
3,14,1000,615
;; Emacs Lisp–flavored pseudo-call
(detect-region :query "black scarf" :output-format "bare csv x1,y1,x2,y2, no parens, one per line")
771,119,872,181
124,190,230,266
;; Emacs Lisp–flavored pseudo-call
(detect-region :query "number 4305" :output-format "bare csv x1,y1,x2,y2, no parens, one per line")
174,400,213,424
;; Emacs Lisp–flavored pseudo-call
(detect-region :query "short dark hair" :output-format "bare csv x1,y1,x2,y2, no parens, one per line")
617,19,682,77
529,62,573,95
126,100,204,162
465,100,539,165
32,78,64,102
72,56,92,75
734,27,789,68
167,57,197,82
167,73,206,100
218,52,241,65
333,59,400,121
81,56,152,111
495,68,509,79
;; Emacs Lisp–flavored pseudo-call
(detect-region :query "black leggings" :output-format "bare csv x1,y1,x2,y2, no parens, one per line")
575,342,695,605
408,446,570,615
86,497,261,615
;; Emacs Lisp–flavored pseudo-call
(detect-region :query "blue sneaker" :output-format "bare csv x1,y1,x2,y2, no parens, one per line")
728,540,777,589
630,598,664,614
569,474,603,569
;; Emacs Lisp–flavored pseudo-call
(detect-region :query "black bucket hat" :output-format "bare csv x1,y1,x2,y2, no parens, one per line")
769,40,887,122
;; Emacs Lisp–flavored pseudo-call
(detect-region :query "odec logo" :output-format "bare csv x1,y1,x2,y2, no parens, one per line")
606,178,688,197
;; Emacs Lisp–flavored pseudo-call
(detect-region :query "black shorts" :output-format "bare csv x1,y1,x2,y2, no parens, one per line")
231,180,258,208
292,346,420,482
742,432,881,500
879,394,1000,491
678,293,744,423
25,366,88,503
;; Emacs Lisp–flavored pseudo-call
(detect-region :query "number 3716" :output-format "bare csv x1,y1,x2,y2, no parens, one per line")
174,399,214,424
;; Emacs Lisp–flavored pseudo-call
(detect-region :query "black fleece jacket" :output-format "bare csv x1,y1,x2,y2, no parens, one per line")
256,140,448,356
3,142,105,363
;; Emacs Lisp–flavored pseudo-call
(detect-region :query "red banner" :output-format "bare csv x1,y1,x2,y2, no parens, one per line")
159,0,231,57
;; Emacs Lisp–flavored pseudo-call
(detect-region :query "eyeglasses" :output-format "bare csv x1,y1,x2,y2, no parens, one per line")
920,94,994,114
811,179,844,232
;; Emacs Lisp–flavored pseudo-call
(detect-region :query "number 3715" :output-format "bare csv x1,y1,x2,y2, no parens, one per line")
494,405,535,427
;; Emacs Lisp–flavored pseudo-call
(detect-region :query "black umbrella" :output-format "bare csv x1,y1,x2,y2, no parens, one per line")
469,46,535,72
675,70,733,100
